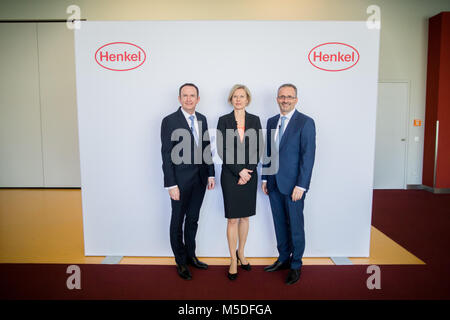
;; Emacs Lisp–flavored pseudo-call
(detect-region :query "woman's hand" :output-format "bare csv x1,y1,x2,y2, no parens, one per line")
239,168,253,183
238,177,247,185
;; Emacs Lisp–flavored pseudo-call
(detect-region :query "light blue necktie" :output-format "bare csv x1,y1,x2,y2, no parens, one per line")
189,115,199,145
277,116,287,148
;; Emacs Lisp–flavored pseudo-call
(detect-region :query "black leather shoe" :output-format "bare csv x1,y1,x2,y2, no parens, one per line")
176,264,192,280
187,256,208,270
264,259,290,272
286,269,301,285
236,250,251,271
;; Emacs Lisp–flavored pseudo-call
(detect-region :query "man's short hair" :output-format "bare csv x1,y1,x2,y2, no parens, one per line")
278,83,298,97
179,83,199,97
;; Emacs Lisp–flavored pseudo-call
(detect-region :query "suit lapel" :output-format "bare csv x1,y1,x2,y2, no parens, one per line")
279,110,299,150
269,115,280,148
195,111,203,138
271,115,280,131
228,111,237,130
177,107,191,131
177,107,198,147
244,111,251,130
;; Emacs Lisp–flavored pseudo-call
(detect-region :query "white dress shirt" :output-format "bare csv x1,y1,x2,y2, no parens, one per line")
262,108,306,192
274,108,296,142
181,108,199,141
166,108,214,190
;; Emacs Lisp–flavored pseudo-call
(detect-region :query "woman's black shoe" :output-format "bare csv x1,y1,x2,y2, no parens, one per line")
227,271,238,280
236,250,251,271
228,260,238,280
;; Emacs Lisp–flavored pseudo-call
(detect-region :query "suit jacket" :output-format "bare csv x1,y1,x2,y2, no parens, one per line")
216,111,262,178
161,107,215,190
262,109,316,195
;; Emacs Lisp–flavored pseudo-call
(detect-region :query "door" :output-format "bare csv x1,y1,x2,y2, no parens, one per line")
373,82,409,189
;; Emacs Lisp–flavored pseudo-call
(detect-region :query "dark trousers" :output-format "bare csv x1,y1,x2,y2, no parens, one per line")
170,174,206,265
268,180,306,270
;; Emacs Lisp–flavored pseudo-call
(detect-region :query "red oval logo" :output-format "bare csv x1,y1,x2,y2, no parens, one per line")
308,42,359,72
95,42,147,71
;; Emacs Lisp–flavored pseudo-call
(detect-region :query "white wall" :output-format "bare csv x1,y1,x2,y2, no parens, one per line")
75,21,379,257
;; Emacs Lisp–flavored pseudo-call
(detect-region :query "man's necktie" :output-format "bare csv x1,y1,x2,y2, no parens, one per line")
189,115,199,145
277,116,287,148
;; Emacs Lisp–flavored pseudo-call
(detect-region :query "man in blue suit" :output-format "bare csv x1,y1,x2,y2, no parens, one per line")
261,83,316,285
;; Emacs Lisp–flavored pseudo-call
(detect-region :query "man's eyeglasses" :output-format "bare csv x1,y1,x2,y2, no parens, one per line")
277,96,296,100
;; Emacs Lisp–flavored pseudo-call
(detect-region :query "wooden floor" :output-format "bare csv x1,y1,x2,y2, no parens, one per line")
0,189,425,265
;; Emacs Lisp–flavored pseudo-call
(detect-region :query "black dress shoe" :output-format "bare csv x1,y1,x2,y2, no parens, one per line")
176,264,192,280
264,259,290,272
187,256,208,270
236,250,251,271
286,269,301,285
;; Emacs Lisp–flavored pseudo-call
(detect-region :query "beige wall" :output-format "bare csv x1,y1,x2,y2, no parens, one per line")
0,22,80,187
1,0,450,185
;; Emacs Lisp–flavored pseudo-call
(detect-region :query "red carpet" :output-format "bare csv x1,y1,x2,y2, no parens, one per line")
1,190,450,300
0,263,447,300
371,190,450,266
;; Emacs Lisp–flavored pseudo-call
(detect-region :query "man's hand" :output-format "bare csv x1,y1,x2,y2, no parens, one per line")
291,187,304,202
168,186,180,201
262,181,269,195
239,168,253,183
208,177,215,190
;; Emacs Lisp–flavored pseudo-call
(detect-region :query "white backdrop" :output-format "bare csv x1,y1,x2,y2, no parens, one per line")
74,21,380,257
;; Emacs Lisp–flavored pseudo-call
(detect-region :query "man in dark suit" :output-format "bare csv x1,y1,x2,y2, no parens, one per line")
160,83,215,280
261,83,316,285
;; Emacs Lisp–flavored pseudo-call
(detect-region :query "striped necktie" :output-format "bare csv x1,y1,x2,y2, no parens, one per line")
189,115,199,145
277,116,287,148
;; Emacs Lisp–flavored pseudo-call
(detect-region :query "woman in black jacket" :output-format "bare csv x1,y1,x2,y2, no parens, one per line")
217,84,262,280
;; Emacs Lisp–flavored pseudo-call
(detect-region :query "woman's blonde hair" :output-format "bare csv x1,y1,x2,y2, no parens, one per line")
228,84,252,106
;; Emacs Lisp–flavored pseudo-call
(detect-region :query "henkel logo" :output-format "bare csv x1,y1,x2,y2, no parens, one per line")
308,42,359,72
95,42,146,71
